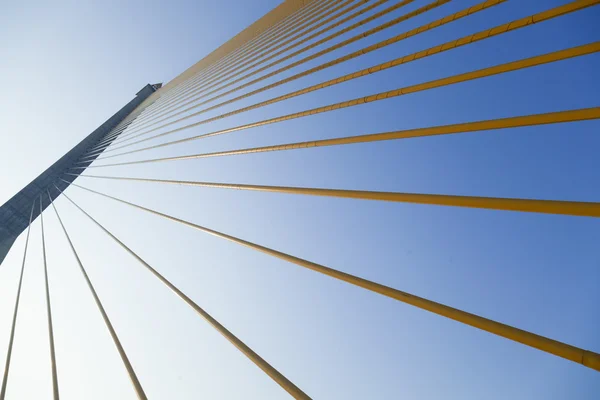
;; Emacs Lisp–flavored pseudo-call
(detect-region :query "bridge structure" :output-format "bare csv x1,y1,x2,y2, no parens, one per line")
0,0,599,398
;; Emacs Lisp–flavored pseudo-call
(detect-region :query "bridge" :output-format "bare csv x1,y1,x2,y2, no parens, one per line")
0,0,598,398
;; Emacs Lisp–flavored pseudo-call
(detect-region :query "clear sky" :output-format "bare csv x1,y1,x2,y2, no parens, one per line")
0,0,599,399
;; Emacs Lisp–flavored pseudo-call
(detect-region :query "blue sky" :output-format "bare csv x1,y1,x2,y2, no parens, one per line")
0,0,599,399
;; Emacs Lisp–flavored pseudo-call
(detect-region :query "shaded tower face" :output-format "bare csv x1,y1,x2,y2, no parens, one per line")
0,231,16,265
0,84,159,266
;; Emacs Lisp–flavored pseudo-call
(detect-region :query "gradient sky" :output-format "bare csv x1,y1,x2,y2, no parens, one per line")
0,0,599,399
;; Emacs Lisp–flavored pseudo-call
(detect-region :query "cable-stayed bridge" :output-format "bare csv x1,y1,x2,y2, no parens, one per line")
0,0,599,398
